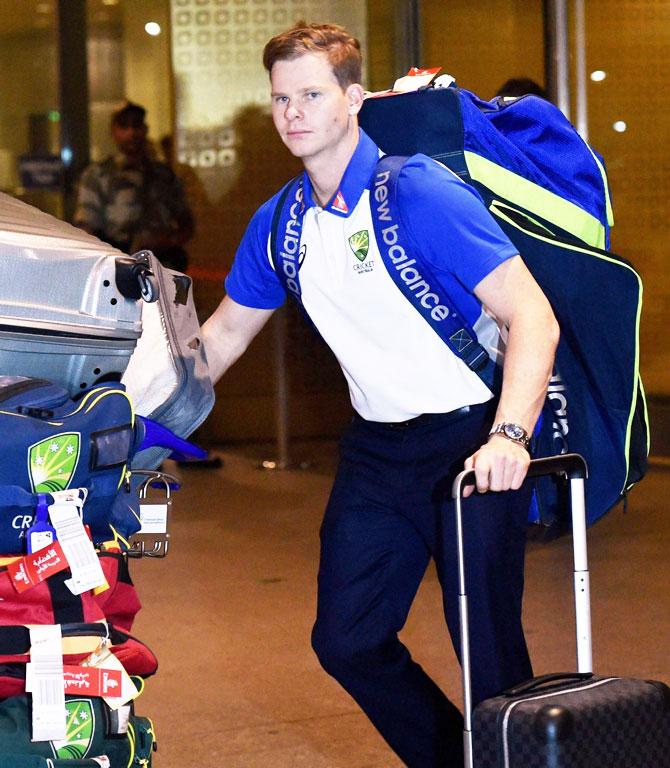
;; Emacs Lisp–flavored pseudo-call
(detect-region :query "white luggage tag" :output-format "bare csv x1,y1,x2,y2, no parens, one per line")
48,494,106,594
27,624,66,741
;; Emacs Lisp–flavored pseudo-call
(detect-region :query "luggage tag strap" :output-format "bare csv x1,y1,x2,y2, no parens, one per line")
26,494,57,555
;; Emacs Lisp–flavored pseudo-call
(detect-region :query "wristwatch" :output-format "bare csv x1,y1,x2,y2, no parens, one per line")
488,422,531,451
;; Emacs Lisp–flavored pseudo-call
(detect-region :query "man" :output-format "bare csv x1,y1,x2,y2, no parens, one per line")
74,102,194,272
203,22,558,768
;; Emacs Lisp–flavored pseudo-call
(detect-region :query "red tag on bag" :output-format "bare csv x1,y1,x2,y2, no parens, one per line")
8,542,69,592
404,66,442,77
62,665,123,697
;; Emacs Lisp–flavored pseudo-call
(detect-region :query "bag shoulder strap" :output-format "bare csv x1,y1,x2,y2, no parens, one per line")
371,154,495,387
269,174,304,303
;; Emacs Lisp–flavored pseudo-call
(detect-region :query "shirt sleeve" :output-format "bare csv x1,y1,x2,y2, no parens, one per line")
395,155,519,291
224,196,287,310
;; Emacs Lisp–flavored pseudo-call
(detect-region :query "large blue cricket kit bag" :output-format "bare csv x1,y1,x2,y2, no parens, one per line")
348,79,649,535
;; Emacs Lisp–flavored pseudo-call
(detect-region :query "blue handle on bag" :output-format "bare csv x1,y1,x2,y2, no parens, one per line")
136,416,208,462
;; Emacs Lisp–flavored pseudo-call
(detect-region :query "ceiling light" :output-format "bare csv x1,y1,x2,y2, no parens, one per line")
612,121,627,133
145,22,161,36
590,70,607,82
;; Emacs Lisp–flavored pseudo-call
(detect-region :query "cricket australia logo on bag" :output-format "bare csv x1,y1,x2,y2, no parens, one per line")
51,699,95,759
28,432,80,493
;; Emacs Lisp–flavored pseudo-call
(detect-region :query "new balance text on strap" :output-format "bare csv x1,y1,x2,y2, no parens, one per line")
278,181,304,301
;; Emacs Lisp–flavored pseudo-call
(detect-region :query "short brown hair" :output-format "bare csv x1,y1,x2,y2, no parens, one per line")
112,101,146,128
263,22,362,90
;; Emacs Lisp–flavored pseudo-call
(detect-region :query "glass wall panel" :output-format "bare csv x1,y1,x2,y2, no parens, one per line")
0,1,60,216
86,0,172,164
583,0,670,396
421,0,545,98
171,0,368,442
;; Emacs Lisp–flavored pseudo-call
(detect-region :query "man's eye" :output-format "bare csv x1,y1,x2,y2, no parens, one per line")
274,96,288,104
306,91,320,99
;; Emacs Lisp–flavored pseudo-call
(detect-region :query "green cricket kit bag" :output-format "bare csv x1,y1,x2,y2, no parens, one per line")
354,74,649,533
0,684,156,766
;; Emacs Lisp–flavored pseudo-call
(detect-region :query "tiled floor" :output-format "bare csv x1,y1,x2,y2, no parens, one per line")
130,445,670,767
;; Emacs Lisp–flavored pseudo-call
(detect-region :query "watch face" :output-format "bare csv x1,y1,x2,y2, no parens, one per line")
504,423,525,441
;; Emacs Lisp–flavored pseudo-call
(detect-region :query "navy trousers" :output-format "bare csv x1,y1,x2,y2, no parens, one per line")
311,402,532,768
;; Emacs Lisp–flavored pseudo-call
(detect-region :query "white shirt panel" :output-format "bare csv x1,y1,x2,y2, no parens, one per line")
298,190,493,422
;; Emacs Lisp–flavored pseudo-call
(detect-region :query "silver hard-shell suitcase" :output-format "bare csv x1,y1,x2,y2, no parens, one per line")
0,192,157,394
452,454,670,768
123,253,215,469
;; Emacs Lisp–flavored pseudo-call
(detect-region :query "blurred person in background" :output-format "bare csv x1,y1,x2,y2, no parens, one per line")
74,101,194,272
495,77,548,99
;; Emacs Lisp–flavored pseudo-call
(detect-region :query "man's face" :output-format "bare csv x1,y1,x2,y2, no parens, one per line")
270,52,360,164
111,118,148,156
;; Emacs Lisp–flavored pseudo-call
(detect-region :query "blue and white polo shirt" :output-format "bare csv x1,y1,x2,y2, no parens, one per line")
225,129,519,422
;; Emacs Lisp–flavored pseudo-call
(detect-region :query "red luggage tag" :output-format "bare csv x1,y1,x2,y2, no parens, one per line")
8,541,69,593
25,662,123,697
62,665,123,697
392,66,442,92
82,638,140,709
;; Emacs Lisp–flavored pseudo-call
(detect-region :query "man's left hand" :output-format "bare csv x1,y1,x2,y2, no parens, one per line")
462,435,530,497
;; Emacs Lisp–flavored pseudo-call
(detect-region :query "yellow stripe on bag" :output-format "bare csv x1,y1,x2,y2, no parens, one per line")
465,151,607,249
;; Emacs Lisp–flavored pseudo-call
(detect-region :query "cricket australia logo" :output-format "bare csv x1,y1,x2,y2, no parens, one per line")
348,230,370,261
51,699,95,759
28,432,80,493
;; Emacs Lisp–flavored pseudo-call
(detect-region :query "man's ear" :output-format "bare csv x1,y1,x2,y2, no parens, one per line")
346,84,365,116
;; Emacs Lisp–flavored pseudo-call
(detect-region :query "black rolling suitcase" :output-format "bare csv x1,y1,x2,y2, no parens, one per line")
452,454,670,768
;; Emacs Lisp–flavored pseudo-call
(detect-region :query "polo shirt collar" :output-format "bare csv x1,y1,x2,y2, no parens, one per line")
301,129,379,218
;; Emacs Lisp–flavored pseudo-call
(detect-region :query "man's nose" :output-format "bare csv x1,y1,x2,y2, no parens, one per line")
285,101,301,120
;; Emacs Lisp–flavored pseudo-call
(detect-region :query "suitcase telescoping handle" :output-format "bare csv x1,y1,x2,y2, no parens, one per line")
451,453,589,768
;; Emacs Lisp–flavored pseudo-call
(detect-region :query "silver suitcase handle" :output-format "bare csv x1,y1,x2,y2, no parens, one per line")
452,453,589,768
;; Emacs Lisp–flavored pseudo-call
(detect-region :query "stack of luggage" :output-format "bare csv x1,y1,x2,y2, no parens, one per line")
0,193,214,766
